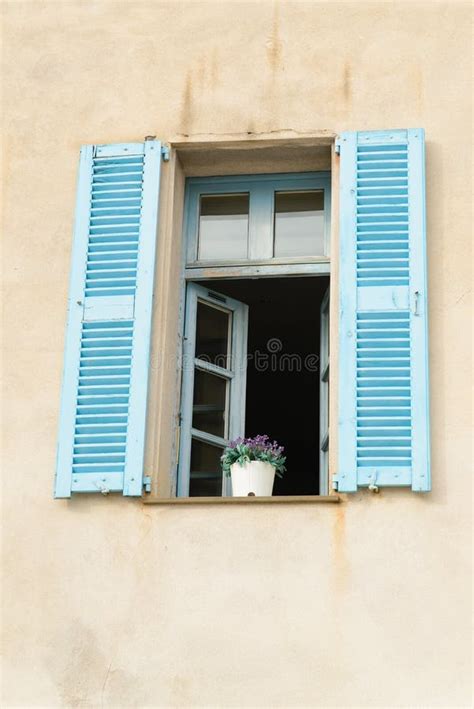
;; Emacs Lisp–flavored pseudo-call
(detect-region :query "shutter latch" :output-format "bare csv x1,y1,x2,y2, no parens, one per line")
368,471,379,493
414,290,421,316
94,480,110,495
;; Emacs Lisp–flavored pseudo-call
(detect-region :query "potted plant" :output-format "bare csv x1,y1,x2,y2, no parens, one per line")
221,435,286,497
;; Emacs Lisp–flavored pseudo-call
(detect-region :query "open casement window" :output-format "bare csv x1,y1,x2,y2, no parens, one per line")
55,141,162,497
178,278,330,497
177,284,248,497
335,129,430,492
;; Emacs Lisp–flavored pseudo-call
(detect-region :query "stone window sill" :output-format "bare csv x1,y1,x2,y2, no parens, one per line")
144,495,340,505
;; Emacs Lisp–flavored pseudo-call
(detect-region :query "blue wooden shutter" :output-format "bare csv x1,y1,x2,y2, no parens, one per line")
336,129,430,492
55,141,162,497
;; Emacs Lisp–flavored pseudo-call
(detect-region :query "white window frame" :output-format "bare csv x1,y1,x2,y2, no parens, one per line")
177,283,248,497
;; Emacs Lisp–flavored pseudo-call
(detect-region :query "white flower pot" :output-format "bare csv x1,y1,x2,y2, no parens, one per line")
230,460,276,497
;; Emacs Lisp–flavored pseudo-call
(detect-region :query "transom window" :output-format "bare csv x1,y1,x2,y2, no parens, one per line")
185,172,331,265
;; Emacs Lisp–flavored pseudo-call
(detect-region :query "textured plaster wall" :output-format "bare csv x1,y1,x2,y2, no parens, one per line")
2,1,472,707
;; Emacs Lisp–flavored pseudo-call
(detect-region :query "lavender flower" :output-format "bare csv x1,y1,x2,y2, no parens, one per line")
221,434,286,478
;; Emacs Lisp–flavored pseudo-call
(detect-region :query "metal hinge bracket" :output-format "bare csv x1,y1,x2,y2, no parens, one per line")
334,138,341,155
143,476,152,493
161,144,170,162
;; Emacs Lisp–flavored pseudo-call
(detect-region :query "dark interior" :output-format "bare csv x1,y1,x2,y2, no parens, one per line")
200,276,330,495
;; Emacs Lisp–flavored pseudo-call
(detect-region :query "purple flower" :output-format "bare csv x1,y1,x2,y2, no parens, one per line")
222,433,286,478
228,437,243,449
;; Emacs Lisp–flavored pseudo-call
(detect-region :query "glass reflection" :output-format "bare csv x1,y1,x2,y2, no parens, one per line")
198,193,249,260
274,190,325,257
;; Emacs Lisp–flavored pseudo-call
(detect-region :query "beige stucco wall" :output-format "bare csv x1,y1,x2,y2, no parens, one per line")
2,1,472,706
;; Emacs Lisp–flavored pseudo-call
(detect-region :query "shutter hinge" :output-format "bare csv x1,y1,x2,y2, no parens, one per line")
161,144,170,162
332,477,339,491
334,138,341,156
143,476,152,493
92,145,98,158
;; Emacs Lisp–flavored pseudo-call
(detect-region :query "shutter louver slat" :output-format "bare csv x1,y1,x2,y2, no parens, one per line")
55,141,162,497
337,129,430,492
356,312,412,472
356,142,409,289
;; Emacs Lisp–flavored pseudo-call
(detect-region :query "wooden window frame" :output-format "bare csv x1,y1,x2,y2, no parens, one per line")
176,170,332,498
144,135,340,502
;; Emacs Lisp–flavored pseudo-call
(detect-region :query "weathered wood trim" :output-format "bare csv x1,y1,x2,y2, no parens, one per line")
144,494,341,505
170,132,337,150
185,262,331,280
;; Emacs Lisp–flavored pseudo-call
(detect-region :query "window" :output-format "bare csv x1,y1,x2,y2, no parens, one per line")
185,173,331,266
178,285,248,497
179,172,331,497
55,129,430,499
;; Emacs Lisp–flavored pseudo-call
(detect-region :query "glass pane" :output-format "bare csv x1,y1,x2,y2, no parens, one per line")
190,438,224,497
274,190,325,257
198,194,249,260
195,301,231,368
192,369,227,437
